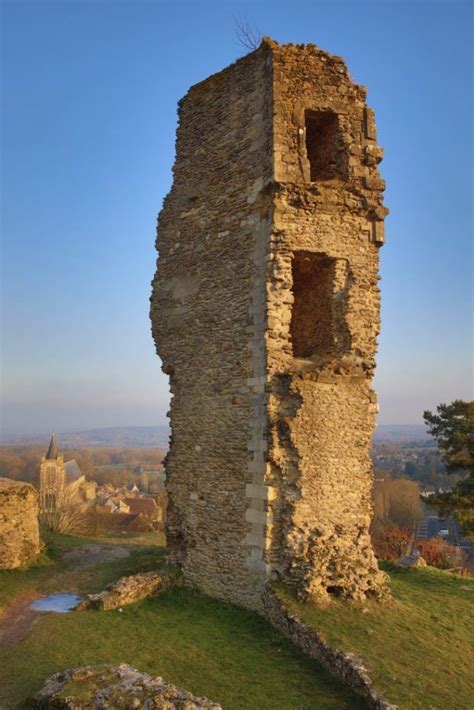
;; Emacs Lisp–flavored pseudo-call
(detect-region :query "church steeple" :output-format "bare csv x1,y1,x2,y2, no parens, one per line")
40,434,66,514
45,433,59,460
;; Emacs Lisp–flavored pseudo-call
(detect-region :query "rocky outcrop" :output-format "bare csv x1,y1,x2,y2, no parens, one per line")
76,569,180,610
30,664,222,709
0,477,42,569
262,586,397,710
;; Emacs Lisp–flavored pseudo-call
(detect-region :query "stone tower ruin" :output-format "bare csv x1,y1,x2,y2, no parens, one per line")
151,38,389,610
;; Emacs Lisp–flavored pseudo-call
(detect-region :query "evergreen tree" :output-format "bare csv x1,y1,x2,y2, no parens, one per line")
423,400,474,538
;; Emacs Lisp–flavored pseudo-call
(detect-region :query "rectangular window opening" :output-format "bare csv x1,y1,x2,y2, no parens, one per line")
290,251,336,359
305,110,347,181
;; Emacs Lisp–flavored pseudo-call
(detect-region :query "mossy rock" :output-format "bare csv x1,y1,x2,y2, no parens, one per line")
29,664,222,709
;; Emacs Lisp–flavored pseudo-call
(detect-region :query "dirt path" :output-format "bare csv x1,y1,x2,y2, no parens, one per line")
0,543,131,645
0,592,41,645
62,542,130,567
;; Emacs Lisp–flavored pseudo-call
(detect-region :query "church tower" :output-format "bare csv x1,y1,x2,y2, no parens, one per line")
39,434,65,512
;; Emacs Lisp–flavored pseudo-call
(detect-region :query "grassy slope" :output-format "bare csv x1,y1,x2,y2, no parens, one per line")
0,535,364,710
276,562,474,710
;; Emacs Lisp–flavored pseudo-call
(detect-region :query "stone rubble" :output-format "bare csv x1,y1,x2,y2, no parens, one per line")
262,586,398,709
29,664,222,709
76,570,180,611
397,554,428,569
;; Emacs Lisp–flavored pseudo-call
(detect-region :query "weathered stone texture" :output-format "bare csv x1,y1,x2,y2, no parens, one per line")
30,664,222,709
151,38,389,609
0,477,42,569
77,570,180,610
151,44,274,609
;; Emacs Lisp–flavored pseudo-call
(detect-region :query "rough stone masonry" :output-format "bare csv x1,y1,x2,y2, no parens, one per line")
151,38,390,610
0,477,42,569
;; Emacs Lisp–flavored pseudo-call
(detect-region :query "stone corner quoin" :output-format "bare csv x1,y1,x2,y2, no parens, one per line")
150,37,390,611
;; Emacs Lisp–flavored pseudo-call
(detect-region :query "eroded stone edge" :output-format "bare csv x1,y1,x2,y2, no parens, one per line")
262,585,398,710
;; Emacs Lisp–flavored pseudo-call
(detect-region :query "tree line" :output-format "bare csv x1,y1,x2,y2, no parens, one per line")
0,445,166,486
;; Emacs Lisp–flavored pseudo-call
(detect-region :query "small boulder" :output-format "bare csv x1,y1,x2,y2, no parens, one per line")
30,664,222,709
397,554,427,569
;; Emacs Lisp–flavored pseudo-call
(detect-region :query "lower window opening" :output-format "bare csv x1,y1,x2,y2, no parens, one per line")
290,251,336,359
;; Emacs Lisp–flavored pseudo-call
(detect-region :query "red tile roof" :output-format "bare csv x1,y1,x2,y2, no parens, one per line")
124,497,158,517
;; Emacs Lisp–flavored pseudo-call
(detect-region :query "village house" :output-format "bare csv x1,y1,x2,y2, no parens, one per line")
92,480,166,532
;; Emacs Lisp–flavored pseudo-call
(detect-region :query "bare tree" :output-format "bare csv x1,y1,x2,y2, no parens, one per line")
234,15,262,51
39,485,87,534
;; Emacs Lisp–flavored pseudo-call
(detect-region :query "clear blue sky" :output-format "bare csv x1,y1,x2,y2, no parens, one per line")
1,0,472,435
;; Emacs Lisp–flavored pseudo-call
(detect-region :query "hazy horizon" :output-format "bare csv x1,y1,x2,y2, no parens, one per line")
0,422,431,447
2,1,472,435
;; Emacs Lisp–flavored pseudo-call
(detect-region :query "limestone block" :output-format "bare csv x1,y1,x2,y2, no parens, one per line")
245,508,273,526
245,483,276,501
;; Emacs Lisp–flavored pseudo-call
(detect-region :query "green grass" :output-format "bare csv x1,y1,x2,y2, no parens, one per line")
0,535,365,710
274,562,474,710
0,550,55,614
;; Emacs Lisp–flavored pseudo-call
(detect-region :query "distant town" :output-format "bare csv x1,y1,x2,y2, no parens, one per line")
0,424,471,569
0,431,167,538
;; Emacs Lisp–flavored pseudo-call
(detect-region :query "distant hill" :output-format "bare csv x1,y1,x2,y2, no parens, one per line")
373,424,430,442
2,423,430,448
0,426,170,449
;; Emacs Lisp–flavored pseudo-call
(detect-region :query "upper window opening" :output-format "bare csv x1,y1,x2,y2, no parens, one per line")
305,110,347,181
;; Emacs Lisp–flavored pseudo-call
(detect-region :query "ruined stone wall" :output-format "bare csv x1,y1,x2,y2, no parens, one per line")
264,41,388,603
151,39,389,609
151,45,274,608
262,587,396,709
0,478,42,569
